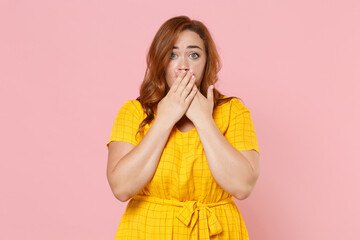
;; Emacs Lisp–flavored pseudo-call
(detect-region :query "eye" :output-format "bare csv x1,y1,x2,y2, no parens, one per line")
190,52,199,59
170,52,176,59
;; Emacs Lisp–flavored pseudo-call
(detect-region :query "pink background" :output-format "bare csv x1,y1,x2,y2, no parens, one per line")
1,0,359,239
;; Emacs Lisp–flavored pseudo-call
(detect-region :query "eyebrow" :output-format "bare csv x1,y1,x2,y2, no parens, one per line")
172,45,202,51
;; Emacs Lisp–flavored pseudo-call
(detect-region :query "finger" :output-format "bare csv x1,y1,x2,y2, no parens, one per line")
181,75,196,100
171,71,187,92
207,85,214,101
185,85,198,104
176,71,193,95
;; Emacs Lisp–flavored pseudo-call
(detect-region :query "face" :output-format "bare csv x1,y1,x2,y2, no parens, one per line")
165,30,207,89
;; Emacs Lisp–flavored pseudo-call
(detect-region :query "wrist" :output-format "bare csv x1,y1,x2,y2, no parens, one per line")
193,116,214,130
154,115,175,131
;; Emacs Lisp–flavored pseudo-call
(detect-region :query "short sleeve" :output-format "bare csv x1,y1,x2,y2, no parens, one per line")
106,100,142,149
224,98,260,154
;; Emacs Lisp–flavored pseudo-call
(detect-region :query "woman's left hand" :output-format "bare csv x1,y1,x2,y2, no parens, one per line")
185,85,215,125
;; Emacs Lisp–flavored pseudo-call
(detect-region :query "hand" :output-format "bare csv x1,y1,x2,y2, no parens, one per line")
157,70,198,126
185,84,214,125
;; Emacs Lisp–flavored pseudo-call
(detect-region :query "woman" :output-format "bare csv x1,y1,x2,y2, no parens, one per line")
106,15,260,240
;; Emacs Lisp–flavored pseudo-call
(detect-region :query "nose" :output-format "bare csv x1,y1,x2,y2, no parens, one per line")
177,57,190,73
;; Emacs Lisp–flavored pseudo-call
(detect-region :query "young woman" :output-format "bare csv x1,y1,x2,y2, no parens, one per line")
106,15,260,240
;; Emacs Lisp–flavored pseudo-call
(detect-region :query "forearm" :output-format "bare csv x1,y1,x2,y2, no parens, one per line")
194,117,258,199
109,117,173,201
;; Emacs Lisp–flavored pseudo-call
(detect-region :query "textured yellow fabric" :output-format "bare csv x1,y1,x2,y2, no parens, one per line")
106,96,260,239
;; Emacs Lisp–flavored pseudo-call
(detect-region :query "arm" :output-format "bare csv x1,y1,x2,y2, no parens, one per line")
193,118,260,200
107,116,173,202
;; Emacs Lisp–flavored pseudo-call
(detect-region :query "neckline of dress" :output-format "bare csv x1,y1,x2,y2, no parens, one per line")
174,125,197,134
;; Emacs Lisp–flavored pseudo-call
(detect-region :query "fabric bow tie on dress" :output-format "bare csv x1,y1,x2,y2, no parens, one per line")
175,197,234,239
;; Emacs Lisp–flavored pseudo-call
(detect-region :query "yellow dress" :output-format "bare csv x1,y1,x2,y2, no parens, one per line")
106,95,260,240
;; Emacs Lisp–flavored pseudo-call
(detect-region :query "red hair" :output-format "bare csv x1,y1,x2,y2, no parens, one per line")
135,15,240,138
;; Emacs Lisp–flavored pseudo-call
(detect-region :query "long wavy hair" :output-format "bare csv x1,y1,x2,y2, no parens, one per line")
135,15,240,138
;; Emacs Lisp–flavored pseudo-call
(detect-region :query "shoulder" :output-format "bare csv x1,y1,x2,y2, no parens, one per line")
213,95,247,132
120,99,142,113
217,95,247,111
115,100,144,122
229,97,247,113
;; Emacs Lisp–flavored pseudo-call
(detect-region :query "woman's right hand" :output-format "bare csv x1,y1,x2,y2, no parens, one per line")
157,70,198,126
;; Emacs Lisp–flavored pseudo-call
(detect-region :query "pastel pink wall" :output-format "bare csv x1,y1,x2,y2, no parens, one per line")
1,1,359,239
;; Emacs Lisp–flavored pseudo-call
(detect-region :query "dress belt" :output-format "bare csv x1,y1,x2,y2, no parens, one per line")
131,195,234,239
